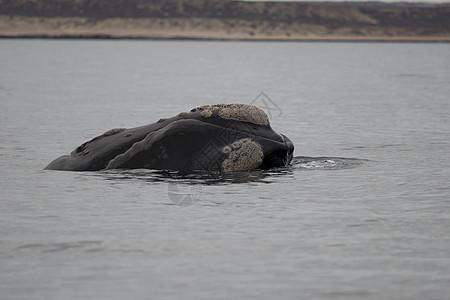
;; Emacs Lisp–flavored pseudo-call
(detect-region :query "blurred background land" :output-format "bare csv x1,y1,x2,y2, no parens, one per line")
1,0,449,41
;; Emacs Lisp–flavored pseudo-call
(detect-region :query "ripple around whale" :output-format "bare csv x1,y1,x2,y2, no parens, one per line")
291,156,367,170
86,156,368,187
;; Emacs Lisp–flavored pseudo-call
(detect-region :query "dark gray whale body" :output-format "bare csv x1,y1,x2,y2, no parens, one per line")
45,104,294,172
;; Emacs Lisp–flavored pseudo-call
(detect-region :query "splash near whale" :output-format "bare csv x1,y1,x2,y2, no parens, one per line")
45,104,294,172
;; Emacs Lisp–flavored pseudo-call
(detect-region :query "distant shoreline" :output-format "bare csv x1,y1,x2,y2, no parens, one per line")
1,35,449,43
1,1,449,42
1,16,449,43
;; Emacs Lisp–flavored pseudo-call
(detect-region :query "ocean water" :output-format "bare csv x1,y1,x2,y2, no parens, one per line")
0,39,449,299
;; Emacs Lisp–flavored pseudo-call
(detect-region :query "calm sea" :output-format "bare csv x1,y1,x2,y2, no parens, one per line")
1,39,449,300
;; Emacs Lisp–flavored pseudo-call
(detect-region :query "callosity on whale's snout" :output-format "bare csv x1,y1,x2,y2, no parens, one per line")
45,104,294,172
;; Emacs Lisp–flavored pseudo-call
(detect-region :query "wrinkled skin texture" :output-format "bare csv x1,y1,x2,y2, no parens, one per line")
45,104,294,172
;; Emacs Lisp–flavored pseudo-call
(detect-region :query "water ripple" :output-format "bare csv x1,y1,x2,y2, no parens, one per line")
292,156,367,170
15,241,103,253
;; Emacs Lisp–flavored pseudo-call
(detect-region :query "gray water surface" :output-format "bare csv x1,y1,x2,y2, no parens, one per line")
1,40,449,299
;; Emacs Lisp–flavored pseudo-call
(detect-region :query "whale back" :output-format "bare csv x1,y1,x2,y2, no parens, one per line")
45,104,294,172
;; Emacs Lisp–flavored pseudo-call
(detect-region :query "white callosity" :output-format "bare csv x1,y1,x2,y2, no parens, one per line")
196,103,269,126
221,138,264,172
